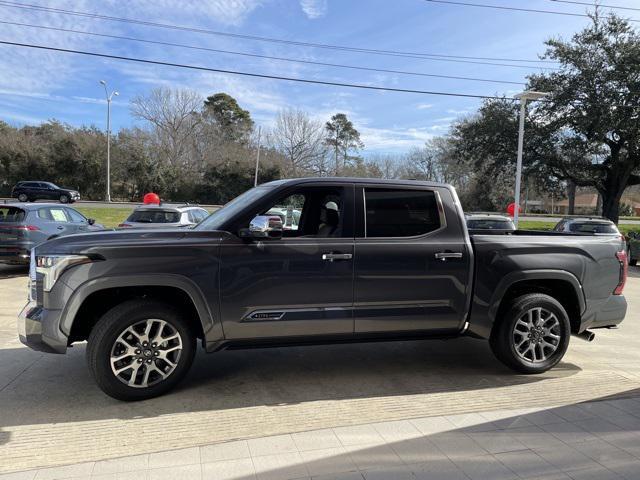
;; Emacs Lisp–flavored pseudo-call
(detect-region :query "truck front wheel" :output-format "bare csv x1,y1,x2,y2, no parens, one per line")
490,293,571,374
86,299,196,401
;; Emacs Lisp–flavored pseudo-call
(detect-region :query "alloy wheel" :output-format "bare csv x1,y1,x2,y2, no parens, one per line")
109,318,183,388
512,307,562,363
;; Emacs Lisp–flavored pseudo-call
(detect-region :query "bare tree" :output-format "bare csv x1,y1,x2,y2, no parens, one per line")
130,87,203,167
270,109,326,176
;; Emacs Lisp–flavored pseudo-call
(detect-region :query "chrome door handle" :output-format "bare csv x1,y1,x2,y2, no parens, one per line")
322,253,353,262
435,252,463,261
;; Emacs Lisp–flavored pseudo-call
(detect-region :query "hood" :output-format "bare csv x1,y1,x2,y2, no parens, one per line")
35,228,230,256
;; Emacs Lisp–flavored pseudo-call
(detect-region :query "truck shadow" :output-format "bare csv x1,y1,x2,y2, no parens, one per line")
0,337,580,442
0,264,28,279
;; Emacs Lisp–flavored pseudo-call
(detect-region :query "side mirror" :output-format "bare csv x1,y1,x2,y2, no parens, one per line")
242,215,283,240
88,218,95,225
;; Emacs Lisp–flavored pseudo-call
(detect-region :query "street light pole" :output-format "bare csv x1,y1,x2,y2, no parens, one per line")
99,80,119,202
513,90,548,228
254,125,262,187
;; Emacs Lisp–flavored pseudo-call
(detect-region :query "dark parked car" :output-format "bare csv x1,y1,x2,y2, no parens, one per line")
118,204,209,229
466,213,516,232
11,181,81,203
19,178,627,400
0,203,103,264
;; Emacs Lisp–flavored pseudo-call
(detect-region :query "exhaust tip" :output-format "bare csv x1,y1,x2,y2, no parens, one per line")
573,330,596,342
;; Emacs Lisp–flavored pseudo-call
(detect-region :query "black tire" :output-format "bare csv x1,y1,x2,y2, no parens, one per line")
59,194,69,203
86,299,196,401
630,258,638,267
490,293,571,374
17,193,28,202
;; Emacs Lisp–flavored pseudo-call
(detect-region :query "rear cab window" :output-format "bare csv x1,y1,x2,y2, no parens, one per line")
363,188,442,238
0,207,26,222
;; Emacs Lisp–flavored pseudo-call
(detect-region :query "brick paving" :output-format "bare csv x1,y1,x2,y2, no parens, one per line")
1,397,640,479
0,266,639,476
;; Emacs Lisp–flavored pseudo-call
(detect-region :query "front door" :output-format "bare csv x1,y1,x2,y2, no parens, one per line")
219,184,356,340
353,185,471,334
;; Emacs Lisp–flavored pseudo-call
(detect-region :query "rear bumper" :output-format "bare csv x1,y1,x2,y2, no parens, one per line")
580,295,627,331
18,300,68,353
0,243,32,264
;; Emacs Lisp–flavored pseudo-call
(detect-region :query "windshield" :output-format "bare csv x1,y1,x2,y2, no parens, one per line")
196,186,272,231
127,209,181,223
467,219,515,230
0,207,26,222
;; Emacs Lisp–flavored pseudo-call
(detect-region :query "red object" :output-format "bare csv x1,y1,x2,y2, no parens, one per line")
143,192,160,205
506,203,522,217
118,223,132,228
614,250,628,295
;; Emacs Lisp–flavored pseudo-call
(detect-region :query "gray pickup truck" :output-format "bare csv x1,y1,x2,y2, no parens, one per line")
19,178,628,400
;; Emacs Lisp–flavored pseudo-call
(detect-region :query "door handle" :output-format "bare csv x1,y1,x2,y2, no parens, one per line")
322,253,353,262
435,252,463,261
56,226,64,230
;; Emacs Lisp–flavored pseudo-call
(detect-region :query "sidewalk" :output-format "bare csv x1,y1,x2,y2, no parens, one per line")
3,395,639,480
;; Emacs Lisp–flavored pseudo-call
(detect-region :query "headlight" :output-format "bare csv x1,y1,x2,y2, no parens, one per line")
35,255,92,292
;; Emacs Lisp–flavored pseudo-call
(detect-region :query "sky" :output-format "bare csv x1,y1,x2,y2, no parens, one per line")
0,0,639,154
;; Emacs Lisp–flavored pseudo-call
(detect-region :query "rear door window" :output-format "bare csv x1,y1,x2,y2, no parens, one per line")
364,188,442,238
0,207,26,222
38,207,69,222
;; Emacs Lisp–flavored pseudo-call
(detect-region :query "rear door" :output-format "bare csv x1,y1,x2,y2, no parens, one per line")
353,185,472,334
36,206,75,236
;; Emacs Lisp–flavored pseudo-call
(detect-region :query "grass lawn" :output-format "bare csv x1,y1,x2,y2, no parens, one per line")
75,207,133,228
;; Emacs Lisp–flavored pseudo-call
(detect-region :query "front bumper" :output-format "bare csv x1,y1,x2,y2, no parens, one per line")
18,300,68,353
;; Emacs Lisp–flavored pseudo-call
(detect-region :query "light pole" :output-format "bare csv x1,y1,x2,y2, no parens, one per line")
254,125,262,187
99,80,119,202
513,90,548,227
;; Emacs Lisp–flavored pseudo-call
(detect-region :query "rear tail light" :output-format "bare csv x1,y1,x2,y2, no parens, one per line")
1,225,40,231
614,250,628,295
118,223,131,228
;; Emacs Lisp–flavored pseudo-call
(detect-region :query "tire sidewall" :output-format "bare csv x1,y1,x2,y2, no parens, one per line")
499,294,571,373
59,194,69,203
88,301,196,401
17,193,28,202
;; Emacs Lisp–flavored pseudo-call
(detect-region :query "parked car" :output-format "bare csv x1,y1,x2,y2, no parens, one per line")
466,213,516,232
553,217,620,235
628,231,639,266
266,207,301,230
0,203,103,265
19,178,627,400
118,204,209,229
11,181,81,204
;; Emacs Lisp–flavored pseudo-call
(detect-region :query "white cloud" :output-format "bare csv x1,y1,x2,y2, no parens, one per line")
300,0,328,19
417,103,434,110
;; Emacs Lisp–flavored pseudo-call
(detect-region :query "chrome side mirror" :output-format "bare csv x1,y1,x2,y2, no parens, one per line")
248,215,283,239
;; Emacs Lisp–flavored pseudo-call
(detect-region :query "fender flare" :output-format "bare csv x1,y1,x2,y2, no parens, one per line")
59,274,222,342
487,269,586,324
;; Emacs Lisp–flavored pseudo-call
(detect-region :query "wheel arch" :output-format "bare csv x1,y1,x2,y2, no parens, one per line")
62,274,222,345
489,270,585,335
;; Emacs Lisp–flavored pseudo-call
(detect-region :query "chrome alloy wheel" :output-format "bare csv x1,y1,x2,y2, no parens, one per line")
110,319,183,388
512,307,561,363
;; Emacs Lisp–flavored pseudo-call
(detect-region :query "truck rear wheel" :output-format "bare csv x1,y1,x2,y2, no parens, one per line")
490,293,570,374
86,299,196,401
